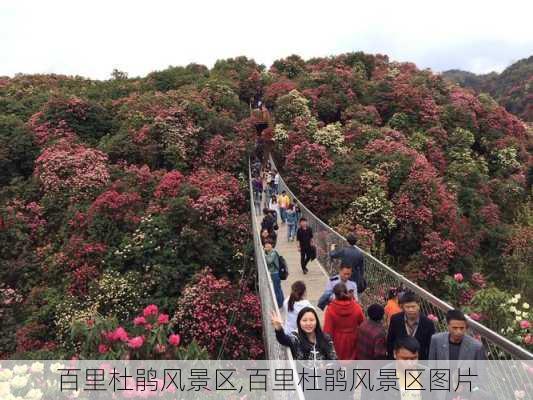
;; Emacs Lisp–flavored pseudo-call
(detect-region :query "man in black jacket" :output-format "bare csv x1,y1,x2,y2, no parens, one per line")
329,233,366,293
386,292,436,360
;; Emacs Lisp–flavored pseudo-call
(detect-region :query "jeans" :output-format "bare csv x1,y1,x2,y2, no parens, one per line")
270,272,284,308
287,223,296,241
280,207,287,223
300,247,312,271
317,289,333,310
253,190,262,208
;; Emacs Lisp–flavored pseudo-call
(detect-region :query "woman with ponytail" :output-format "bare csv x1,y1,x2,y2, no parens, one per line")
323,282,365,360
282,281,312,334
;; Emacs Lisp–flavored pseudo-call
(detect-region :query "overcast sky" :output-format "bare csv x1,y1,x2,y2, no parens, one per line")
1,0,532,80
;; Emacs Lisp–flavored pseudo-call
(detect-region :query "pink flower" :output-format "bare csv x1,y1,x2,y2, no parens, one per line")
469,313,481,321
168,334,181,347
112,327,129,342
127,336,144,349
427,314,438,322
155,344,167,354
143,304,158,317
453,273,463,282
519,320,531,330
157,314,169,324
524,334,533,346
145,324,153,331
133,316,147,326
98,344,109,354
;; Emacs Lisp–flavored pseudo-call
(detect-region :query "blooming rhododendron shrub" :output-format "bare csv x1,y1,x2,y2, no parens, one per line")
174,269,264,359
186,168,244,224
40,96,113,143
200,135,248,172
284,141,333,177
419,231,456,281
34,140,110,201
263,80,297,109
149,107,202,169
15,322,57,354
27,111,78,146
342,171,396,240
153,170,184,200
274,89,312,126
312,122,346,153
88,189,142,224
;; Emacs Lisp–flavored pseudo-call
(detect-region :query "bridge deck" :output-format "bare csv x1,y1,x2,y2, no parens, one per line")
276,220,328,322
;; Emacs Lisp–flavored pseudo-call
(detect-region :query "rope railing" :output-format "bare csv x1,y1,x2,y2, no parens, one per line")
247,160,305,400
268,156,531,398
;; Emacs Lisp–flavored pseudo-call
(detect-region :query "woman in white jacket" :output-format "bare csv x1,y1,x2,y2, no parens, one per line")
268,194,280,223
282,280,313,334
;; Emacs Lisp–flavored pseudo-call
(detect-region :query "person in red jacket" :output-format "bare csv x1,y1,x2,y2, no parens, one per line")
323,282,365,360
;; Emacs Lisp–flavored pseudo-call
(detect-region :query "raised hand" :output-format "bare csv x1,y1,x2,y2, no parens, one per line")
271,310,283,331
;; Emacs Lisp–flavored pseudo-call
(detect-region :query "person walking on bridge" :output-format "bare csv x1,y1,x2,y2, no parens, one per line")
273,171,280,195
329,233,366,294
277,190,291,223
282,280,313,334
356,304,387,360
264,239,284,308
252,175,263,209
296,217,314,274
428,309,487,362
317,265,358,310
386,291,436,360
285,204,298,241
323,282,365,360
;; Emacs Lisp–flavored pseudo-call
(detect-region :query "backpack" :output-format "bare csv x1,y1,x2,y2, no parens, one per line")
278,255,288,280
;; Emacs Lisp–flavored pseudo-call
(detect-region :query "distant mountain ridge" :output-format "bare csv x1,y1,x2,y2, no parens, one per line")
443,56,533,122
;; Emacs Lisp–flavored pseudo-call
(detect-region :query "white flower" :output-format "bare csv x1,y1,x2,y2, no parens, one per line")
0,369,13,381
0,381,10,396
13,365,28,375
523,303,529,310
49,363,64,373
10,375,28,389
516,315,522,321
510,306,517,313
511,298,519,304
515,294,522,300
30,363,44,374
26,388,43,400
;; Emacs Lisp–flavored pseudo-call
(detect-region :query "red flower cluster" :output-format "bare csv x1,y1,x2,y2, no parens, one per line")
34,140,110,200
88,189,142,223
200,135,247,172
187,168,243,223
420,231,456,281
154,171,184,199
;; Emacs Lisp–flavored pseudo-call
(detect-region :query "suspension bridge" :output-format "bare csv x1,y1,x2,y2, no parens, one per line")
249,157,532,399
